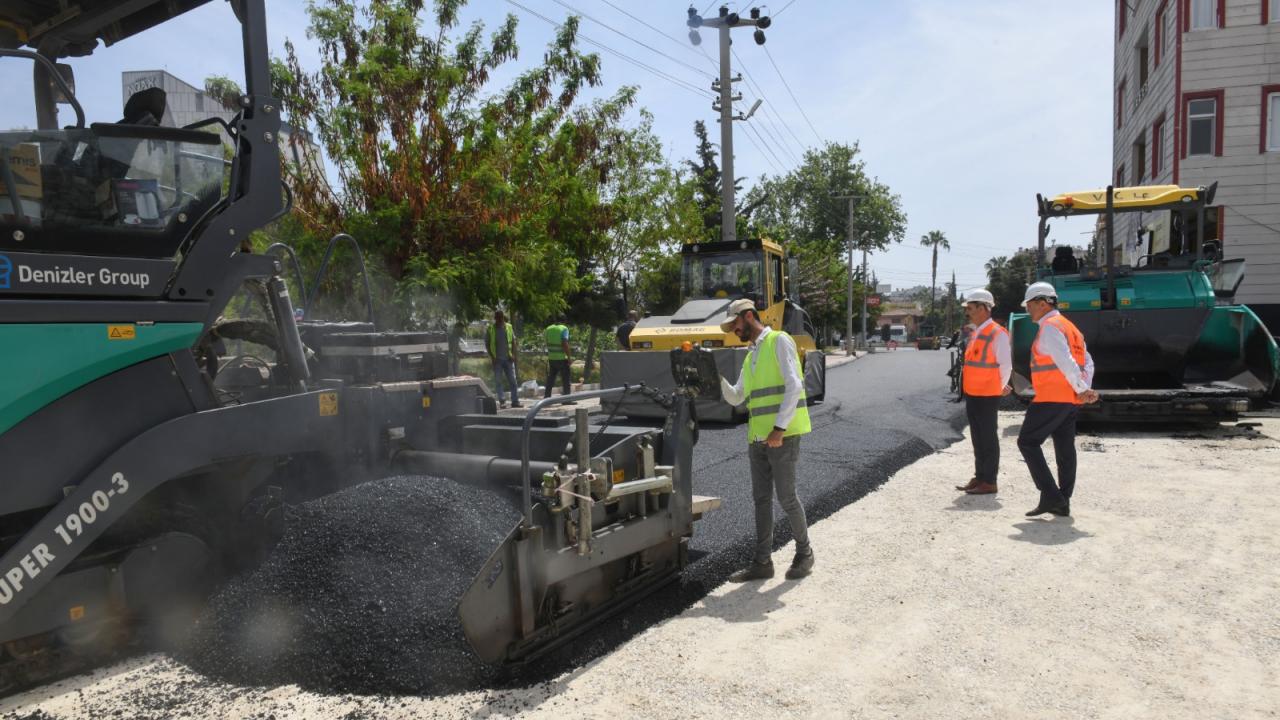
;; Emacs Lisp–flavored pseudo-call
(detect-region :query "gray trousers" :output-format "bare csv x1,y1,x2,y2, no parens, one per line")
748,435,810,564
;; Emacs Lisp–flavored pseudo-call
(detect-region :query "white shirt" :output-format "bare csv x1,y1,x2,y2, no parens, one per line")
971,318,1013,388
1034,309,1095,393
719,327,804,441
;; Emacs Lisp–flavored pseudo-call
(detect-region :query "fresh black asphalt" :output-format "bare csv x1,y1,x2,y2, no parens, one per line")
182,350,966,697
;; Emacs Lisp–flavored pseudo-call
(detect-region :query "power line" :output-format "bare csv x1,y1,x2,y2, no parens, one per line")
737,120,784,175
694,43,799,168
503,0,714,99
762,44,824,144
549,0,713,80
732,46,808,160
773,0,802,17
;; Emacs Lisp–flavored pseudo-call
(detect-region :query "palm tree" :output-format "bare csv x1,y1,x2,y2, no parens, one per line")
920,230,950,319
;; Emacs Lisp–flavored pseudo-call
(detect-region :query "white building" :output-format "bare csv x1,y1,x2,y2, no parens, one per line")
1112,0,1280,329
121,70,317,169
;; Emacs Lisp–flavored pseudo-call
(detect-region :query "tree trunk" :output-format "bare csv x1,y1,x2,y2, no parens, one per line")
583,326,599,384
929,248,938,319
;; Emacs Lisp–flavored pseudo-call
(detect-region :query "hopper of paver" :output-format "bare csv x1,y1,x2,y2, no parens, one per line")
397,347,723,664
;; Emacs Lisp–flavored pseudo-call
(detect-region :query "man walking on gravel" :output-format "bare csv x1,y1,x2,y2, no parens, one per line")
718,298,815,581
1018,282,1098,517
956,289,1011,496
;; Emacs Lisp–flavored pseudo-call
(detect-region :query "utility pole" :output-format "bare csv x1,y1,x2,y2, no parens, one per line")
688,6,771,244
832,193,864,355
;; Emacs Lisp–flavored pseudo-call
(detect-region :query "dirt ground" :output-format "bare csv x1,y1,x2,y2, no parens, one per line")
5,412,1279,719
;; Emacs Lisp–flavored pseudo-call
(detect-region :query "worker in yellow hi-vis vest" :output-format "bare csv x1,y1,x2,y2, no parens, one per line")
544,318,571,398
717,298,814,582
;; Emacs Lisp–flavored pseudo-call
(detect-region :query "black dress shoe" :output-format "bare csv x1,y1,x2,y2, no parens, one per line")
1049,501,1070,517
785,549,814,580
1025,501,1068,517
729,562,775,582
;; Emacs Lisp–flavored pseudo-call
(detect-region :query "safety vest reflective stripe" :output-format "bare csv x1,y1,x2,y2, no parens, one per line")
749,404,781,417
748,385,786,399
965,361,1000,369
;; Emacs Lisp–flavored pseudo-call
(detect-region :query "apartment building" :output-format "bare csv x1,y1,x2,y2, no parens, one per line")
1113,0,1280,328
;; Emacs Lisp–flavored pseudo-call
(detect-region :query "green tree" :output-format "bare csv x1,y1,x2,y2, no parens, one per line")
273,0,636,326
919,230,950,320
203,75,242,111
985,249,1038,320
744,143,907,339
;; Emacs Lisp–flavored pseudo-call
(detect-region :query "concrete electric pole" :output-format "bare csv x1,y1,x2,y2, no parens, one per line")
833,194,864,355
688,6,772,244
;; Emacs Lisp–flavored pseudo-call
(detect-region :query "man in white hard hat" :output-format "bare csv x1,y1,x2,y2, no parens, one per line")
1018,281,1099,517
955,288,1011,495
718,298,815,582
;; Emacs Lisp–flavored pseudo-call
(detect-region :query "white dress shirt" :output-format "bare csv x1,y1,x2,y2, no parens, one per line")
719,327,805,441
1034,309,1095,393
971,318,1013,388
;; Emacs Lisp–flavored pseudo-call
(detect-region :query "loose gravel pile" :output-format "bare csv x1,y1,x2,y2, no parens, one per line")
180,475,517,695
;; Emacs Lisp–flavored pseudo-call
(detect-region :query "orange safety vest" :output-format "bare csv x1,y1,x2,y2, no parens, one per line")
962,322,1008,397
1029,313,1088,405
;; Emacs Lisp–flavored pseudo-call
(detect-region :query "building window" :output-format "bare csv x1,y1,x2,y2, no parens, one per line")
1136,30,1150,92
1183,90,1224,157
1117,163,1126,188
1155,1,1168,66
1268,0,1279,24
1189,0,1218,29
1152,114,1166,175
1133,133,1147,183
1119,0,1127,35
1264,87,1280,152
1118,80,1126,129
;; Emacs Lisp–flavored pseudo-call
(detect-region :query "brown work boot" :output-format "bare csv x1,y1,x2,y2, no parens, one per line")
955,477,979,491
965,482,998,495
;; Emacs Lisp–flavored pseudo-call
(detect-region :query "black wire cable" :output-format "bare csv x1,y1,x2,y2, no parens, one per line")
763,44,824,144
550,0,715,79
503,0,715,99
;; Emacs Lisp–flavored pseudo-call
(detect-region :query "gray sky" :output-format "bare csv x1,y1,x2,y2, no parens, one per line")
2,0,1112,294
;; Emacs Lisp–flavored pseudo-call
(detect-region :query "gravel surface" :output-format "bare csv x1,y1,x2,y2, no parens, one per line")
5,411,1277,718
180,476,516,695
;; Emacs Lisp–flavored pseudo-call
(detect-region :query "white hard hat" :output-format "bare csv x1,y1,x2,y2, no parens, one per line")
963,288,995,307
1021,281,1058,307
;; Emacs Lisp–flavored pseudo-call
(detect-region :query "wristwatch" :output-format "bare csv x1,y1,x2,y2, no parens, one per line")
772,426,785,433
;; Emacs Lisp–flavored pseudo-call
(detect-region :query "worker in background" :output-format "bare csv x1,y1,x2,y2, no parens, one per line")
544,317,572,397
447,320,465,376
487,310,520,409
615,310,638,350
955,289,1011,496
718,298,815,582
1018,281,1099,517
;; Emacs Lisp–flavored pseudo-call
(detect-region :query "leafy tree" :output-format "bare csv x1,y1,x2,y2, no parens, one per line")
985,249,1039,320
273,0,637,326
919,229,950,319
744,143,907,340
683,120,763,243
203,75,242,111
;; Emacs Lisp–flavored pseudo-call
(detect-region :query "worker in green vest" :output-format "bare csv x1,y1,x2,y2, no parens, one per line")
487,310,520,408
544,317,572,398
718,298,815,582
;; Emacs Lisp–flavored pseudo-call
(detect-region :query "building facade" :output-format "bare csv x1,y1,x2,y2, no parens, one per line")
1113,0,1280,328
121,70,316,168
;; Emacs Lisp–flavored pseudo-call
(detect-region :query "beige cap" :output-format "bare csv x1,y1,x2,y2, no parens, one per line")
719,298,757,332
